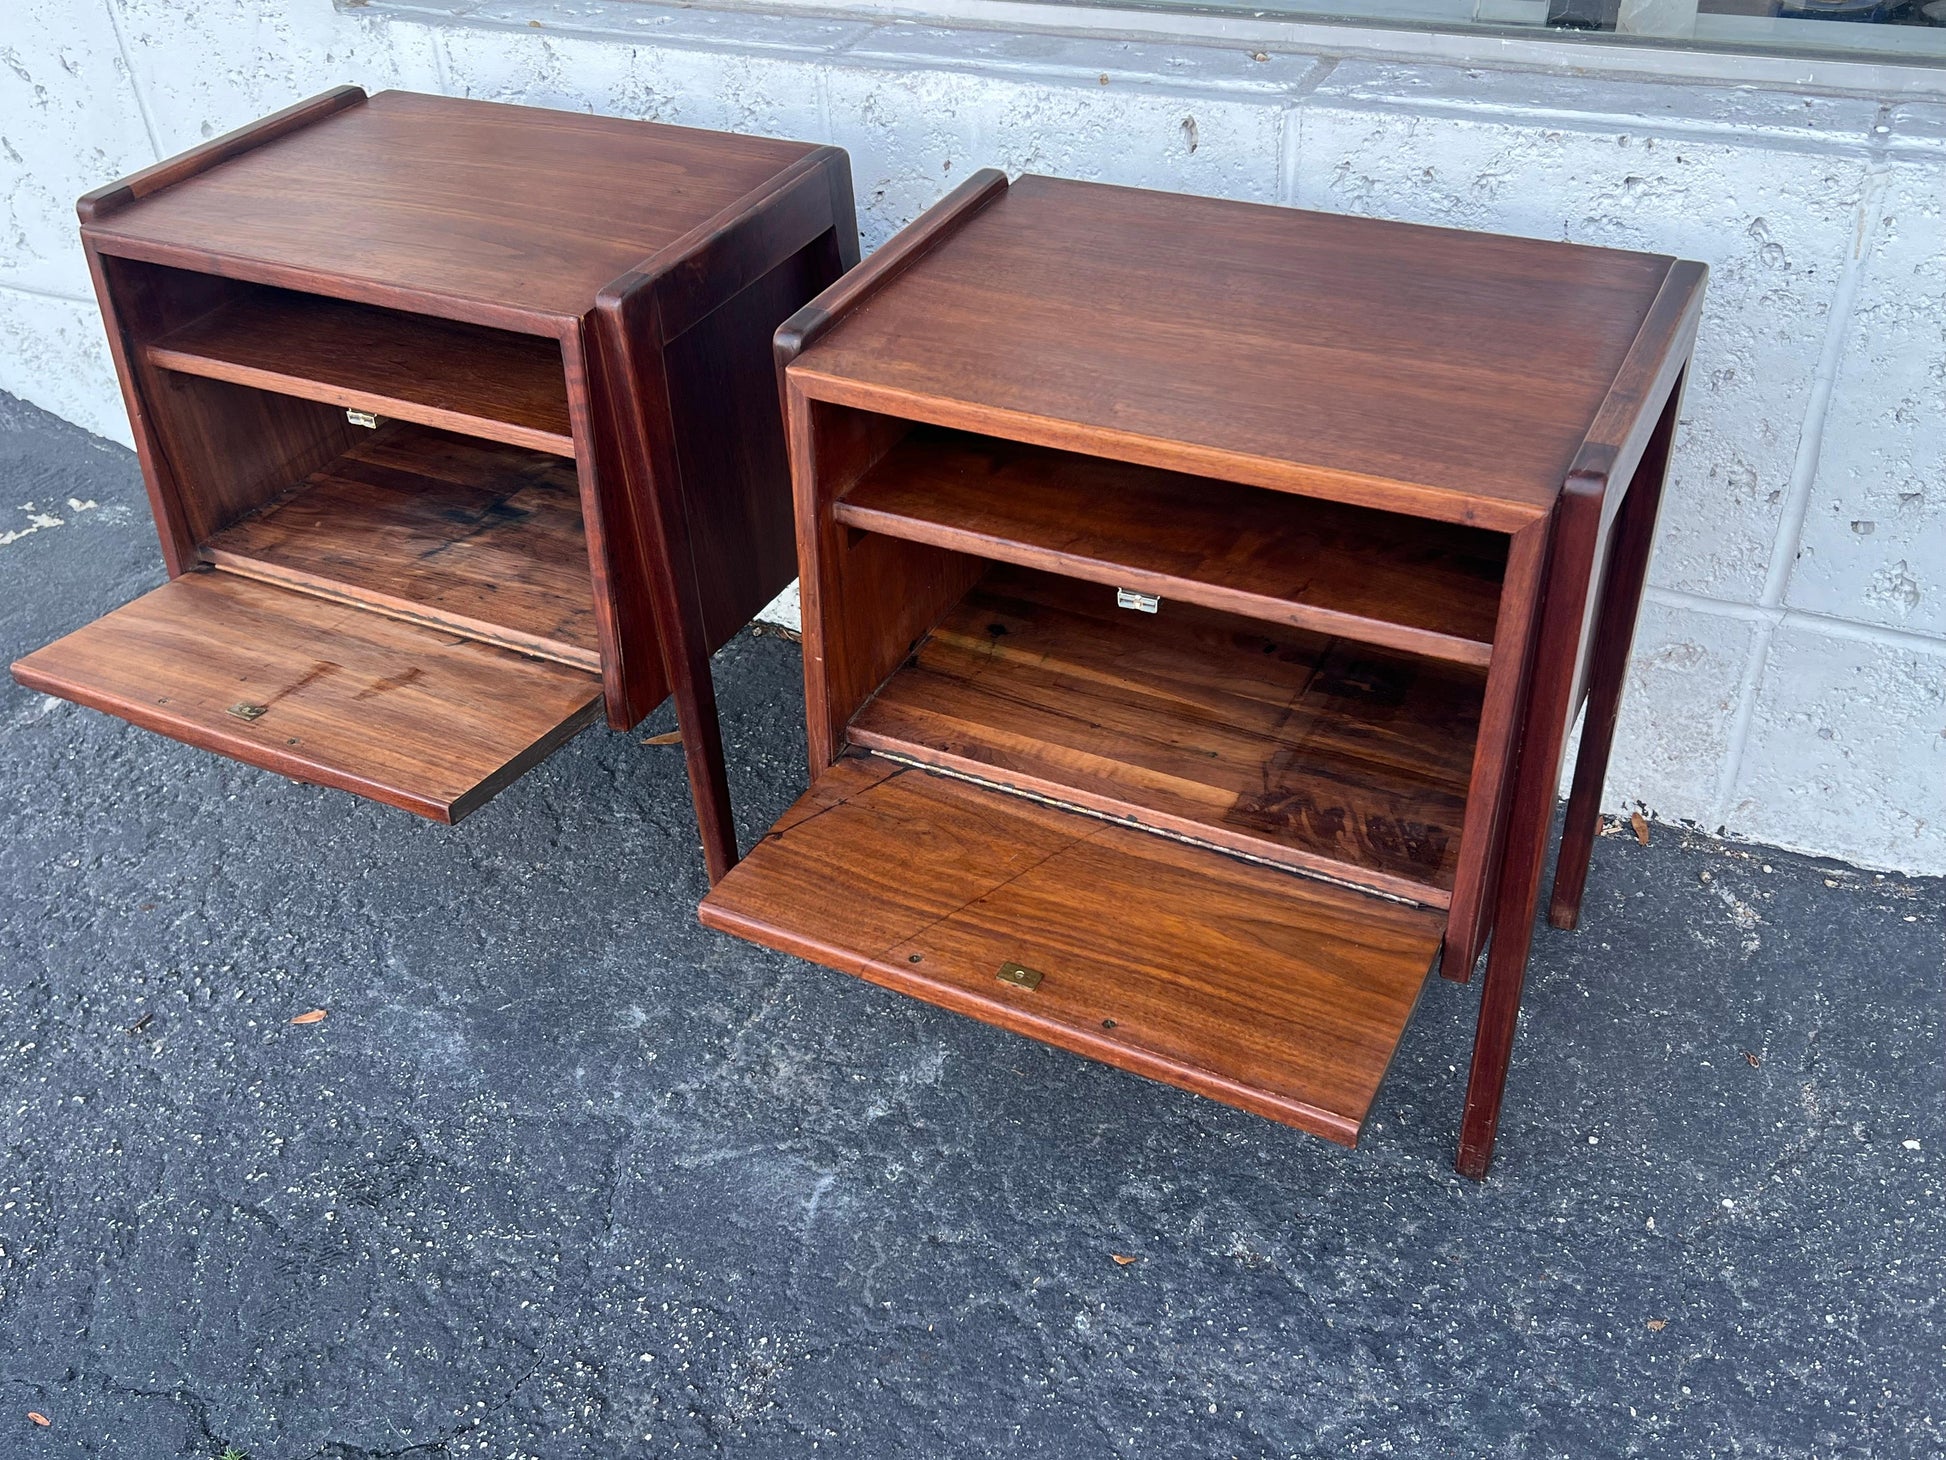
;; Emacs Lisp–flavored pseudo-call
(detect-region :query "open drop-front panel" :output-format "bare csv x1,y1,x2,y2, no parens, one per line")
13,571,602,823
700,755,1446,1143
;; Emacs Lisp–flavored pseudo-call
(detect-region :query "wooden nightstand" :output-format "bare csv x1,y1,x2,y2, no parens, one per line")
700,171,1704,1176
12,87,857,881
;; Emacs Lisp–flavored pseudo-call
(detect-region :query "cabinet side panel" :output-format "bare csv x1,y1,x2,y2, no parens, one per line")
793,397,985,770
576,316,671,728
96,256,353,549
664,230,847,651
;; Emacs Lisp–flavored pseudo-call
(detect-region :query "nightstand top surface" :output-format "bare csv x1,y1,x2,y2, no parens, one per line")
793,175,1696,527
85,90,819,320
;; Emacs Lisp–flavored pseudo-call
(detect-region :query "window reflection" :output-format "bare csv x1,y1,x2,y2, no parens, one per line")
1078,0,1946,63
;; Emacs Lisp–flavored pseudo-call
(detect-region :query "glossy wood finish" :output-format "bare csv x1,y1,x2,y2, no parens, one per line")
78,86,367,223
41,89,857,867
702,755,1446,1144
743,175,1703,1171
83,89,818,324
837,425,1507,665
1440,518,1550,983
12,572,601,823
852,566,1482,900
592,148,861,881
1458,262,1707,1179
202,423,598,670
148,290,574,456
794,175,1672,532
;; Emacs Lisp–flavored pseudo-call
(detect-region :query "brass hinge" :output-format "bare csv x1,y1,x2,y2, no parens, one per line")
228,702,268,721
1116,587,1160,614
345,408,382,429
997,961,1044,990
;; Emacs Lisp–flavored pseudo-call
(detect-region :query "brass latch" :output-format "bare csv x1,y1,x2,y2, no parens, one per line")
997,961,1044,990
227,702,268,721
1116,587,1159,614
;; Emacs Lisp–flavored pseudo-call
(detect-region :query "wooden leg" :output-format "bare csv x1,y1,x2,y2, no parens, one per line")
664,616,740,886
589,297,742,886
640,489,740,886
1548,382,1682,931
1456,483,1603,1181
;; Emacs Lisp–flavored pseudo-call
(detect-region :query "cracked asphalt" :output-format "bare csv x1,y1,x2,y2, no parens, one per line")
0,390,1942,1459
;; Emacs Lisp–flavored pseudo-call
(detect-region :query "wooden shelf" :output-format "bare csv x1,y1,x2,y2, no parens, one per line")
12,571,601,823
849,565,1482,903
147,290,575,457
702,755,1446,1144
838,426,1507,664
201,423,599,670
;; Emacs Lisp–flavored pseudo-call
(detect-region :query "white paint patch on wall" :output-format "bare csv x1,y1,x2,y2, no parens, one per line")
0,0,1939,872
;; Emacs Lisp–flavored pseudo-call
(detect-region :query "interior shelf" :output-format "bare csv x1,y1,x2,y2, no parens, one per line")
147,289,576,457
201,422,600,670
701,755,1447,1144
848,564,1483,903
837,426,1507,664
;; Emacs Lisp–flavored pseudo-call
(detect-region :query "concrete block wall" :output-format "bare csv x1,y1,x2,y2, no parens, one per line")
0,0,1940,872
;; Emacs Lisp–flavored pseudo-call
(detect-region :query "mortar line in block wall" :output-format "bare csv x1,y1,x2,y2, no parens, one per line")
0,281,98,308
430,25,455,95
1713,139,1895,822
830,25,873,57
813,63,835,149
1278,105,1300,207
1645,585,1946,653
98,0,164,166
1277,58,1337,207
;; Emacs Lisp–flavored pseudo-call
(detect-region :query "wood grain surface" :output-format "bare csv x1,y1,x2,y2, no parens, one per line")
12,571,601,822
849,566,1482,900
202,423,599,670
148,290,574,456
837,424,1507,663
793,175,1673,530
85,90,818,321
700,755,1447,1144
65,88,859,872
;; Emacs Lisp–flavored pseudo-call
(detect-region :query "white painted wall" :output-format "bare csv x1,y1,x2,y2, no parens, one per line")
1,0,1941,872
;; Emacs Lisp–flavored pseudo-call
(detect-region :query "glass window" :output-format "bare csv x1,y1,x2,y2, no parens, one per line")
1041,0,1946,66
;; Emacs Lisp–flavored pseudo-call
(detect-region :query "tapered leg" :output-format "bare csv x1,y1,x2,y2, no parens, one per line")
635,463,740,883
1456,483,1603,1181
1548,381,1683,931
661,607,740,886
589,295,741,886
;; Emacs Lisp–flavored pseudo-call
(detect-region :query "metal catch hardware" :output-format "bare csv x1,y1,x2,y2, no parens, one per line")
227,702,268,721
1116,587,1160,614
997,962,1044,990
345,408,382,429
